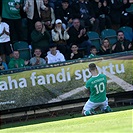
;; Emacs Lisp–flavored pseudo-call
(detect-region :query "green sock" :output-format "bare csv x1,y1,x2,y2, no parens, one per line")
85,110,92,116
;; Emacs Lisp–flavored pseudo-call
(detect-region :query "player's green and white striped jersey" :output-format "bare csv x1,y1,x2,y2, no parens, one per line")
85,74,107,103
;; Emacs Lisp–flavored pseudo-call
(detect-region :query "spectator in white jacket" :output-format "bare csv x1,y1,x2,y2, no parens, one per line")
51,19,70,58
46,43,66,64
23,0,47,44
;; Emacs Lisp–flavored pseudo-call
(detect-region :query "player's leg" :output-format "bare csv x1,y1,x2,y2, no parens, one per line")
82,100,97,116
100,98,112,113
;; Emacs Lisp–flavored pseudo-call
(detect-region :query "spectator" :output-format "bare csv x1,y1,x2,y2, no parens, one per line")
49,0,62,9
23,0,47,44
8,50,29,69
67,43,83,60
55,0,73,29
88,45,98,58
31,21,51,58
68,18,91,55
112,30,133,53
41,0,55,31
90,0,112,32
108,0,131,30
0,56,8,70
51,19,69,58
30,48,46,66
46,43,66,64
98,38,111,55
0,15,13,62
71,0,99,32
2,0,24,44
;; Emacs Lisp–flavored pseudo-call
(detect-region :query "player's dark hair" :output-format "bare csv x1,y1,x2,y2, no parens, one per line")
89,63,97,71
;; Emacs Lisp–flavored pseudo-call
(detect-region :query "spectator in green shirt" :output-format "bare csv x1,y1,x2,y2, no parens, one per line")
88,45,98,58
8,50,29,69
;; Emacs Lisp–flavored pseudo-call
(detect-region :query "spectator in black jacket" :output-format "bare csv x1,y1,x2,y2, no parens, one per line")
55,0,73,29
71,0,99,32
112,30,133,53
108,0,131,30
68,18,91,55
90,0,112,32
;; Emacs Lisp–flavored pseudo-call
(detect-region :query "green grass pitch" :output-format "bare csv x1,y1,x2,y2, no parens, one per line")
0,109,132,133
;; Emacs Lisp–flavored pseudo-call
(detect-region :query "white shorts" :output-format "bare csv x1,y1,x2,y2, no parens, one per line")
83,98,109,111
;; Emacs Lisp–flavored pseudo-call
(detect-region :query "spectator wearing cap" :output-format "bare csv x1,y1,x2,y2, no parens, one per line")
51,19,70,58
46,43,66,64
55,0,73,29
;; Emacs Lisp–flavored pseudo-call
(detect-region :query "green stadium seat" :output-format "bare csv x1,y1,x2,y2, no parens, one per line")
126,4,133,14
87,31,101,51
100,29,117,45
13,41,32,60
118,26,133,41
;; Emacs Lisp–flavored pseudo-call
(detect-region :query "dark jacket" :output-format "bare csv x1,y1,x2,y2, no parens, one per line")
112,39,133,53
108,0,131,24
55,5,73,25
68,25,89,45
71,1,95,19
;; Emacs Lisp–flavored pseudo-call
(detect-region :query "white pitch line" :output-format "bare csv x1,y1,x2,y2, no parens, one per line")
48,86,85,103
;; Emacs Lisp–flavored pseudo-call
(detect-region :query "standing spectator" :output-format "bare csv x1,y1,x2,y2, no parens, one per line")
108,0,131,30
41,0,55,31
0,15,13,62
30,48,46,66
49,0,62,9
68,18,91,55
46,43,66,64
2,0,24,44
55,0,73,29
98,38,111,55
112,30,133,53
88,45,98,58
31,21,51,58
23,0,47,44
82,63,112,116
51,19,70,58
0,56,8,70
8,50,29,69
67,43,83,60
71,0,99,32
90,0,112,32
